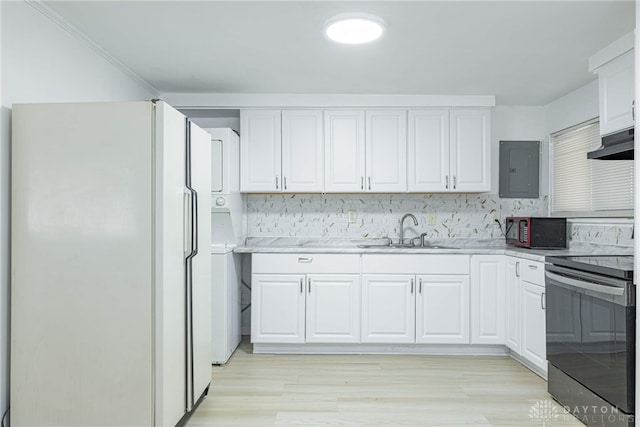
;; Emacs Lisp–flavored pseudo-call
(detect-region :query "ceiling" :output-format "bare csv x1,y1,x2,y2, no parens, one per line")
44,1,635,105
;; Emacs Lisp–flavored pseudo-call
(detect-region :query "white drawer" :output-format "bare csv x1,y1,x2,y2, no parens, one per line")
520,259,544,286
252,253,360,274
362,254,469,275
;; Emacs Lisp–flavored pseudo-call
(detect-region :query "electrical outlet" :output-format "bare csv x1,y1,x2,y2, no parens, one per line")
490,209,500,222
348,210,357,224
426,212,437,225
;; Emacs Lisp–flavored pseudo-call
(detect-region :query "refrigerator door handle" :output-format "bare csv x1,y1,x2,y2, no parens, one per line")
183,189,193,256
190,188,198,257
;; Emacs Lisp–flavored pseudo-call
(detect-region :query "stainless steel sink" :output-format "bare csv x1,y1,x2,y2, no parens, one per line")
356,243,459,249
356,243,392,248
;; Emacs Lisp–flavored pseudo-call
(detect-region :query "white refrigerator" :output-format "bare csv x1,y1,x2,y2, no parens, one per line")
10,101,212,427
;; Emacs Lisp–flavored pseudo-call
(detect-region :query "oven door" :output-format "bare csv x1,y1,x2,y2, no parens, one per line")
545,265,635,414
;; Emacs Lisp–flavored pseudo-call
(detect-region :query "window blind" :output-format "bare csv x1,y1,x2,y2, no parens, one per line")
552,120,634,215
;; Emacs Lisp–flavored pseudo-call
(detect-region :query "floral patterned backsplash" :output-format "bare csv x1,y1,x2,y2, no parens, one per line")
569,222,634,248
246,193,548,240
246,193,634,248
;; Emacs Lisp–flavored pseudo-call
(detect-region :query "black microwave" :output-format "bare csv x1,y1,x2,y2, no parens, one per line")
505,217,567,249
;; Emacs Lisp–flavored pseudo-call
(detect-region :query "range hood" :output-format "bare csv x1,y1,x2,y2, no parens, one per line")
587,128,634,160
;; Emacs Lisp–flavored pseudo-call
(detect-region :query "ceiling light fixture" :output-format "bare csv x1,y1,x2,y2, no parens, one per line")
325,13,385,45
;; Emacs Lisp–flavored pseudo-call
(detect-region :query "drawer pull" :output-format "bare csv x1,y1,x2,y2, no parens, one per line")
298,257,313,263
528,265,538,270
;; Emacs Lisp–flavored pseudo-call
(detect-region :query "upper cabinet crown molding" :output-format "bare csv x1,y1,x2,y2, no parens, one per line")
588,31,634,72
162,93,496,109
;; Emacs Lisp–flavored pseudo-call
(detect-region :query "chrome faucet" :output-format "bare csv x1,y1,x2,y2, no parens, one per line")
399,213,419,245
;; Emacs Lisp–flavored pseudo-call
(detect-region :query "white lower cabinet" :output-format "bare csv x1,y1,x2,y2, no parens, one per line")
470,256,505,345
361,254,470,344
416,275,470,344
251,254,360,344
521,281,546,370
251,274,306,343
505,257,521,352
306,274,360,343
250,251,543,372
505,256,547,375
361,274,415,343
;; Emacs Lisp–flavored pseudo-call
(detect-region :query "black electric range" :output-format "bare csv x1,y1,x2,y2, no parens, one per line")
545,254,635,427
545,255,634,280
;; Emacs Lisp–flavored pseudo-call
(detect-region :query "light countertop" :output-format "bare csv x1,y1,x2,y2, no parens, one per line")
234,237,633,262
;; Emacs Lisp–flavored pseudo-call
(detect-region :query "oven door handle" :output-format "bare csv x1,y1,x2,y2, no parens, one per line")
545,271,625,296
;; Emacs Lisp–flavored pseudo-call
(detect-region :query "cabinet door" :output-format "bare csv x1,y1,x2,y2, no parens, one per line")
449,109,491,192
365,110,407,192
281,110,324,192
521,281,547,373
324,110,366,192
306,274,360,343
251,274,305,343
598,51,635,136
470,256,505,344
505,257,521,352
416,275,470,344
361,274,415,343
240,110,282,192
407,110,450,192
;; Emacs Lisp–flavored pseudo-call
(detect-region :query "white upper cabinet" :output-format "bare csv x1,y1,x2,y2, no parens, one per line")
325,110,407,192
408,110,449,191
281,110,324,192
450,109,491,192
596,50,635,136
241,109,324,192
324,110,366,192
408,109,490,193
365,110,407,192
242,107,490,193
240,110,282,192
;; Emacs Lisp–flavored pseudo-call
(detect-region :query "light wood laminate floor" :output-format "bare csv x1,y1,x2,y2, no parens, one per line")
187,340,584,427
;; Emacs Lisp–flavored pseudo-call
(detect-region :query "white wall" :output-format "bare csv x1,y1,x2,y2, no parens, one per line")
0,1,156,422
491,106,548,195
